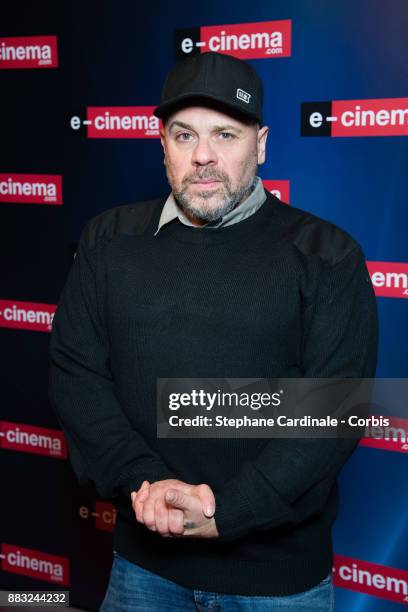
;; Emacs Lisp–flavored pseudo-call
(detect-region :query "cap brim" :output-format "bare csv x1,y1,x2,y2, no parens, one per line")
154,93,261,124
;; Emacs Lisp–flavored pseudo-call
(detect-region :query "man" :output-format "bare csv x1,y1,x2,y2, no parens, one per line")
48,52,378,611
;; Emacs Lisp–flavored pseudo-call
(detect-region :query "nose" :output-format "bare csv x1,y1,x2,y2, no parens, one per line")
191,137,218,167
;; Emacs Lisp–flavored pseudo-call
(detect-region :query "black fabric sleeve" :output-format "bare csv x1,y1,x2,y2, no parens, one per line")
213,245,378,542
48,221,178,499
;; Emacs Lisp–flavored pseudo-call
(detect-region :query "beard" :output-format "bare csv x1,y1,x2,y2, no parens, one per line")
166,152,258,223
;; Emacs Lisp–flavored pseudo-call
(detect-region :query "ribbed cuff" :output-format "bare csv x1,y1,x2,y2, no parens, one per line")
214,467,293,542
214,481,256,542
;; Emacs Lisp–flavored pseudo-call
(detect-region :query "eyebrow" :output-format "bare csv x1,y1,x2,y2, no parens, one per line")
168,120,243,134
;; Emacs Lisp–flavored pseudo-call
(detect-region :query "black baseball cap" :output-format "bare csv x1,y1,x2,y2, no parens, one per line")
154,52,264,124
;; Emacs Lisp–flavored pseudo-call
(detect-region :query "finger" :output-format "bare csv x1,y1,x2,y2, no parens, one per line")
142,492,158,531
165,488,194,512
131,480,150,510
136,485,151,504
196,484,216,517
132,483,151,523
168,508,184,536
172,482,194,496
134,497,146,523
154,498,170,537
137,480,150,496
134,480,150,496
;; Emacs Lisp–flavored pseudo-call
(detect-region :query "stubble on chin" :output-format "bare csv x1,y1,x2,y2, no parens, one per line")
175,182,234,223
166,162,257,223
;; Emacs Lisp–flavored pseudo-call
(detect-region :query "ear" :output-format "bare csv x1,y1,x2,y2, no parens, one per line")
159,127,166,150
159,127,167,166
257,126,269,165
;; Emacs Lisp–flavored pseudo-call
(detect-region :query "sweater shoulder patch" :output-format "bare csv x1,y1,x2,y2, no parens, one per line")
270,197,359,265
81,199,165,250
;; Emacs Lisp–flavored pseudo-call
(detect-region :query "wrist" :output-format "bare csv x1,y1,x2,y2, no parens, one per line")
205,516,219,537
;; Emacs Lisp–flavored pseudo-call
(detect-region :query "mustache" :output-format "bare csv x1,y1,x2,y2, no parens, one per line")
184,171,227,184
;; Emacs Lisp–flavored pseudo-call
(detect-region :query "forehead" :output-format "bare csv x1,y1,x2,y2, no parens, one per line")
165,105,250,131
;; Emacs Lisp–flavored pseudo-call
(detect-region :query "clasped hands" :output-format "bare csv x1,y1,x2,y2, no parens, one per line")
130,479,219,539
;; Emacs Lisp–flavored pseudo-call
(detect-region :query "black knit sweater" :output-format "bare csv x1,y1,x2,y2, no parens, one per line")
48,190,378,596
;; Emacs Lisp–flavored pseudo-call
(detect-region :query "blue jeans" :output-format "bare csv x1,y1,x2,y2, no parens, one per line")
100,551,334,611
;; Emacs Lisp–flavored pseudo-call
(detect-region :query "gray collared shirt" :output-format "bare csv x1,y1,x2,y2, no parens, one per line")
154,176,266,235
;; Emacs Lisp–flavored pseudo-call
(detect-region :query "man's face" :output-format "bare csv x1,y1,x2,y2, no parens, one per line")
160,106,268,224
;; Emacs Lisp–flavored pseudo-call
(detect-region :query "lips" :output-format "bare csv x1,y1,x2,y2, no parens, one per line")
191,179,222,185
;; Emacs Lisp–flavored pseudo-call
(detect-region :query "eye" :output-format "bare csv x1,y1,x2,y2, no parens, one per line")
176,132,193,141
218,132,236,140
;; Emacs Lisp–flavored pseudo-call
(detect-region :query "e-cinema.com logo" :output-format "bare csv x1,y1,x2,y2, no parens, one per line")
174,20,291,61
0,421,67,459
262,180,290,204
333,555,408,605
301,98,408,137
0,299,56,332
0,36,58,69
0,174,62,205
366,261,408,298
70,107,161,138
79,501,117,532
359,415,408,454
0,544,69,585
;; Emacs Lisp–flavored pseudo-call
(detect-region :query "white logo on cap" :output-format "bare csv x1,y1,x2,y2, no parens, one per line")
236,88,251,104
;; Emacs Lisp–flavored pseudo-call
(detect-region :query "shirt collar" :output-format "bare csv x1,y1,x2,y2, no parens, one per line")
154,176,266,236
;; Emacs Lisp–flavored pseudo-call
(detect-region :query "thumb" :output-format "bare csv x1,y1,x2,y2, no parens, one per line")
165,488,193,511
195,484,216,517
